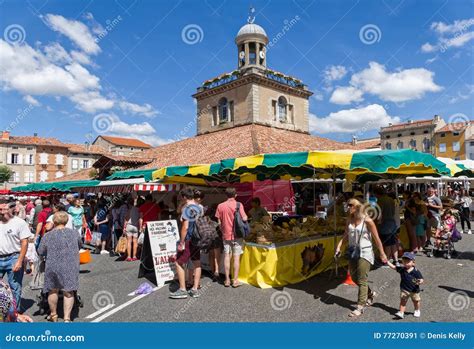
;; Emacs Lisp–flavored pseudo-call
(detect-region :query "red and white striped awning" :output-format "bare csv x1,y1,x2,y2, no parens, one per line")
134,183,183,192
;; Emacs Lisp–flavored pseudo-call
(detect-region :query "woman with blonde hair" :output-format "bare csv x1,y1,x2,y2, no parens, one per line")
38,211,81,322
335,198,387,317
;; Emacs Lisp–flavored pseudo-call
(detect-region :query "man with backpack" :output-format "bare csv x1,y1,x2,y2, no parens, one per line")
215,187,248,288
169,188,203,299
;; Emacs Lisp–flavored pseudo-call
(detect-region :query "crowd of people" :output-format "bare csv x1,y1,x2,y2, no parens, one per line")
336,184,471,319
0,182,471,322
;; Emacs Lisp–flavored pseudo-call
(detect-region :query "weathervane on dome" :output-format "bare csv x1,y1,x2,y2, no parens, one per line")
247,6,256,24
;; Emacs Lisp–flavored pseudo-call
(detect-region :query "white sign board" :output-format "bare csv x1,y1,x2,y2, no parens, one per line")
146,220,180,286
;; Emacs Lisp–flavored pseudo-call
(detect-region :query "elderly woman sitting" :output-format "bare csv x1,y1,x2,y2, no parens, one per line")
38,211,82,322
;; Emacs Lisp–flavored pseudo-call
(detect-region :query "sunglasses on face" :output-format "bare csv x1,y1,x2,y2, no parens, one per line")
347,203,354,208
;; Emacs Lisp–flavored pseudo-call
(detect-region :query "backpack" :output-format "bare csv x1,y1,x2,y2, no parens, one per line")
191,216,219,251
233,202,250,239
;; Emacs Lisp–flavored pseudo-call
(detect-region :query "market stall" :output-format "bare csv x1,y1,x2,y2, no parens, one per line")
152,149,450,288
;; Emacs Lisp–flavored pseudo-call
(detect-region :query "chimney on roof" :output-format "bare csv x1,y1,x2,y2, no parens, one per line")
434,115,441,122
85,141,90,150
408,119,413,124
1,131,10,141
33,132,38,137
388,122,393,127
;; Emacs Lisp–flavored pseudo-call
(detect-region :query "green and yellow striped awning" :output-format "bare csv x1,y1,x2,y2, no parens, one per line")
219,149,450,179
151,150,450,185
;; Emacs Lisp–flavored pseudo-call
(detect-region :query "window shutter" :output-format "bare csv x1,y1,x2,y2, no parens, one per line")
229,101,234,122
17,154,23,164
6,153,11,165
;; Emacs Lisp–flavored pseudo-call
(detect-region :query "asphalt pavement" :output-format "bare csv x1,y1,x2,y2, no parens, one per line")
21,226,473,323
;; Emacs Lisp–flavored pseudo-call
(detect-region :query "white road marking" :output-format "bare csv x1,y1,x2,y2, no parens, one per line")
85,304,116,319
91,286,162,322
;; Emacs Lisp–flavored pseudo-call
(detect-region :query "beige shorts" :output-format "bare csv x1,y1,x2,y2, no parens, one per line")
400,289,421,302
223,239,243,255
126,224,139,238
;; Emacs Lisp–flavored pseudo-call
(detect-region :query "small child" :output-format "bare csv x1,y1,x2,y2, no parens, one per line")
435,209,456,249
386,252,424,319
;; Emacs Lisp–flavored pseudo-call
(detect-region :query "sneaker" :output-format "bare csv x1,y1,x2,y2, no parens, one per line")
131,257,138,261
413,310,421,318
188,289,200,298
169,289,188,299
395,311,404,319
468,230,472,235
100,250,109,255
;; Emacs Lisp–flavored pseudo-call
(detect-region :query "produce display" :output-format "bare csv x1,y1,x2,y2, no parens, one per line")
246,215,345,245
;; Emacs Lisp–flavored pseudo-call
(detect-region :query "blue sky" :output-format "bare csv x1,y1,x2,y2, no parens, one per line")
0,0,473,146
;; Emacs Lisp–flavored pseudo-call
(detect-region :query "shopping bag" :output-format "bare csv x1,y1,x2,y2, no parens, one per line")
29,258,45,290
84,227,93,244
91,231,102,245
25,242,38,264
115,236,127,254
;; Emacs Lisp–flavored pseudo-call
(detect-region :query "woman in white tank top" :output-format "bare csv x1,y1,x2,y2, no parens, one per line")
336,198,387,317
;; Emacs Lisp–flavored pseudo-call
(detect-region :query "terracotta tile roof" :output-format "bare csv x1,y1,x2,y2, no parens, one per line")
96,136,151,148
139,124,352,169
46,168,94,182
0,135,68,147
436,121,472,133
65,143,108,155
380,119,434,132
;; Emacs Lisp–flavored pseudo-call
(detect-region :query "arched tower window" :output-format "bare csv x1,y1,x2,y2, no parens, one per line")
218,97,228,122
278,96,287,122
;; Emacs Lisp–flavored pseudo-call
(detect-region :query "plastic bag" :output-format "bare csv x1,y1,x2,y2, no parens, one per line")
25,242,38,264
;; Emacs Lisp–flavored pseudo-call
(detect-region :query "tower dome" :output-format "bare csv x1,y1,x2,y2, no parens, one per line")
235,9,268,70
236,23,267,41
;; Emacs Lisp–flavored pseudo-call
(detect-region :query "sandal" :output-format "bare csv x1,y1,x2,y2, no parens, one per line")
366,292,377,307
348,306,364,317
47,314,58,322
232,280,242,288
64,318,72,323
224,280,231,287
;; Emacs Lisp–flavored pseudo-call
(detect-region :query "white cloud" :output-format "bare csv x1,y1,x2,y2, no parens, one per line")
425,56,438,64
23,95,40,106
0,13,157,117
42,14,101,55
422,18,474,53
70,91,114,113
309,104,400,134
104,115,172,146
421,42,437,53
448,84,474,104
330,62,442,103
118,101,159,118
431,18,474,35
329,86,363,104
323,65,347,83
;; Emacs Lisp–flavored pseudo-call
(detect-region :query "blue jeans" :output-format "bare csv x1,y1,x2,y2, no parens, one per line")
0,253,24,311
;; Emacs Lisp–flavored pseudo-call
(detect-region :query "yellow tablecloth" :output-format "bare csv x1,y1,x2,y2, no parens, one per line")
238,235,343,289
238,227,410,289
